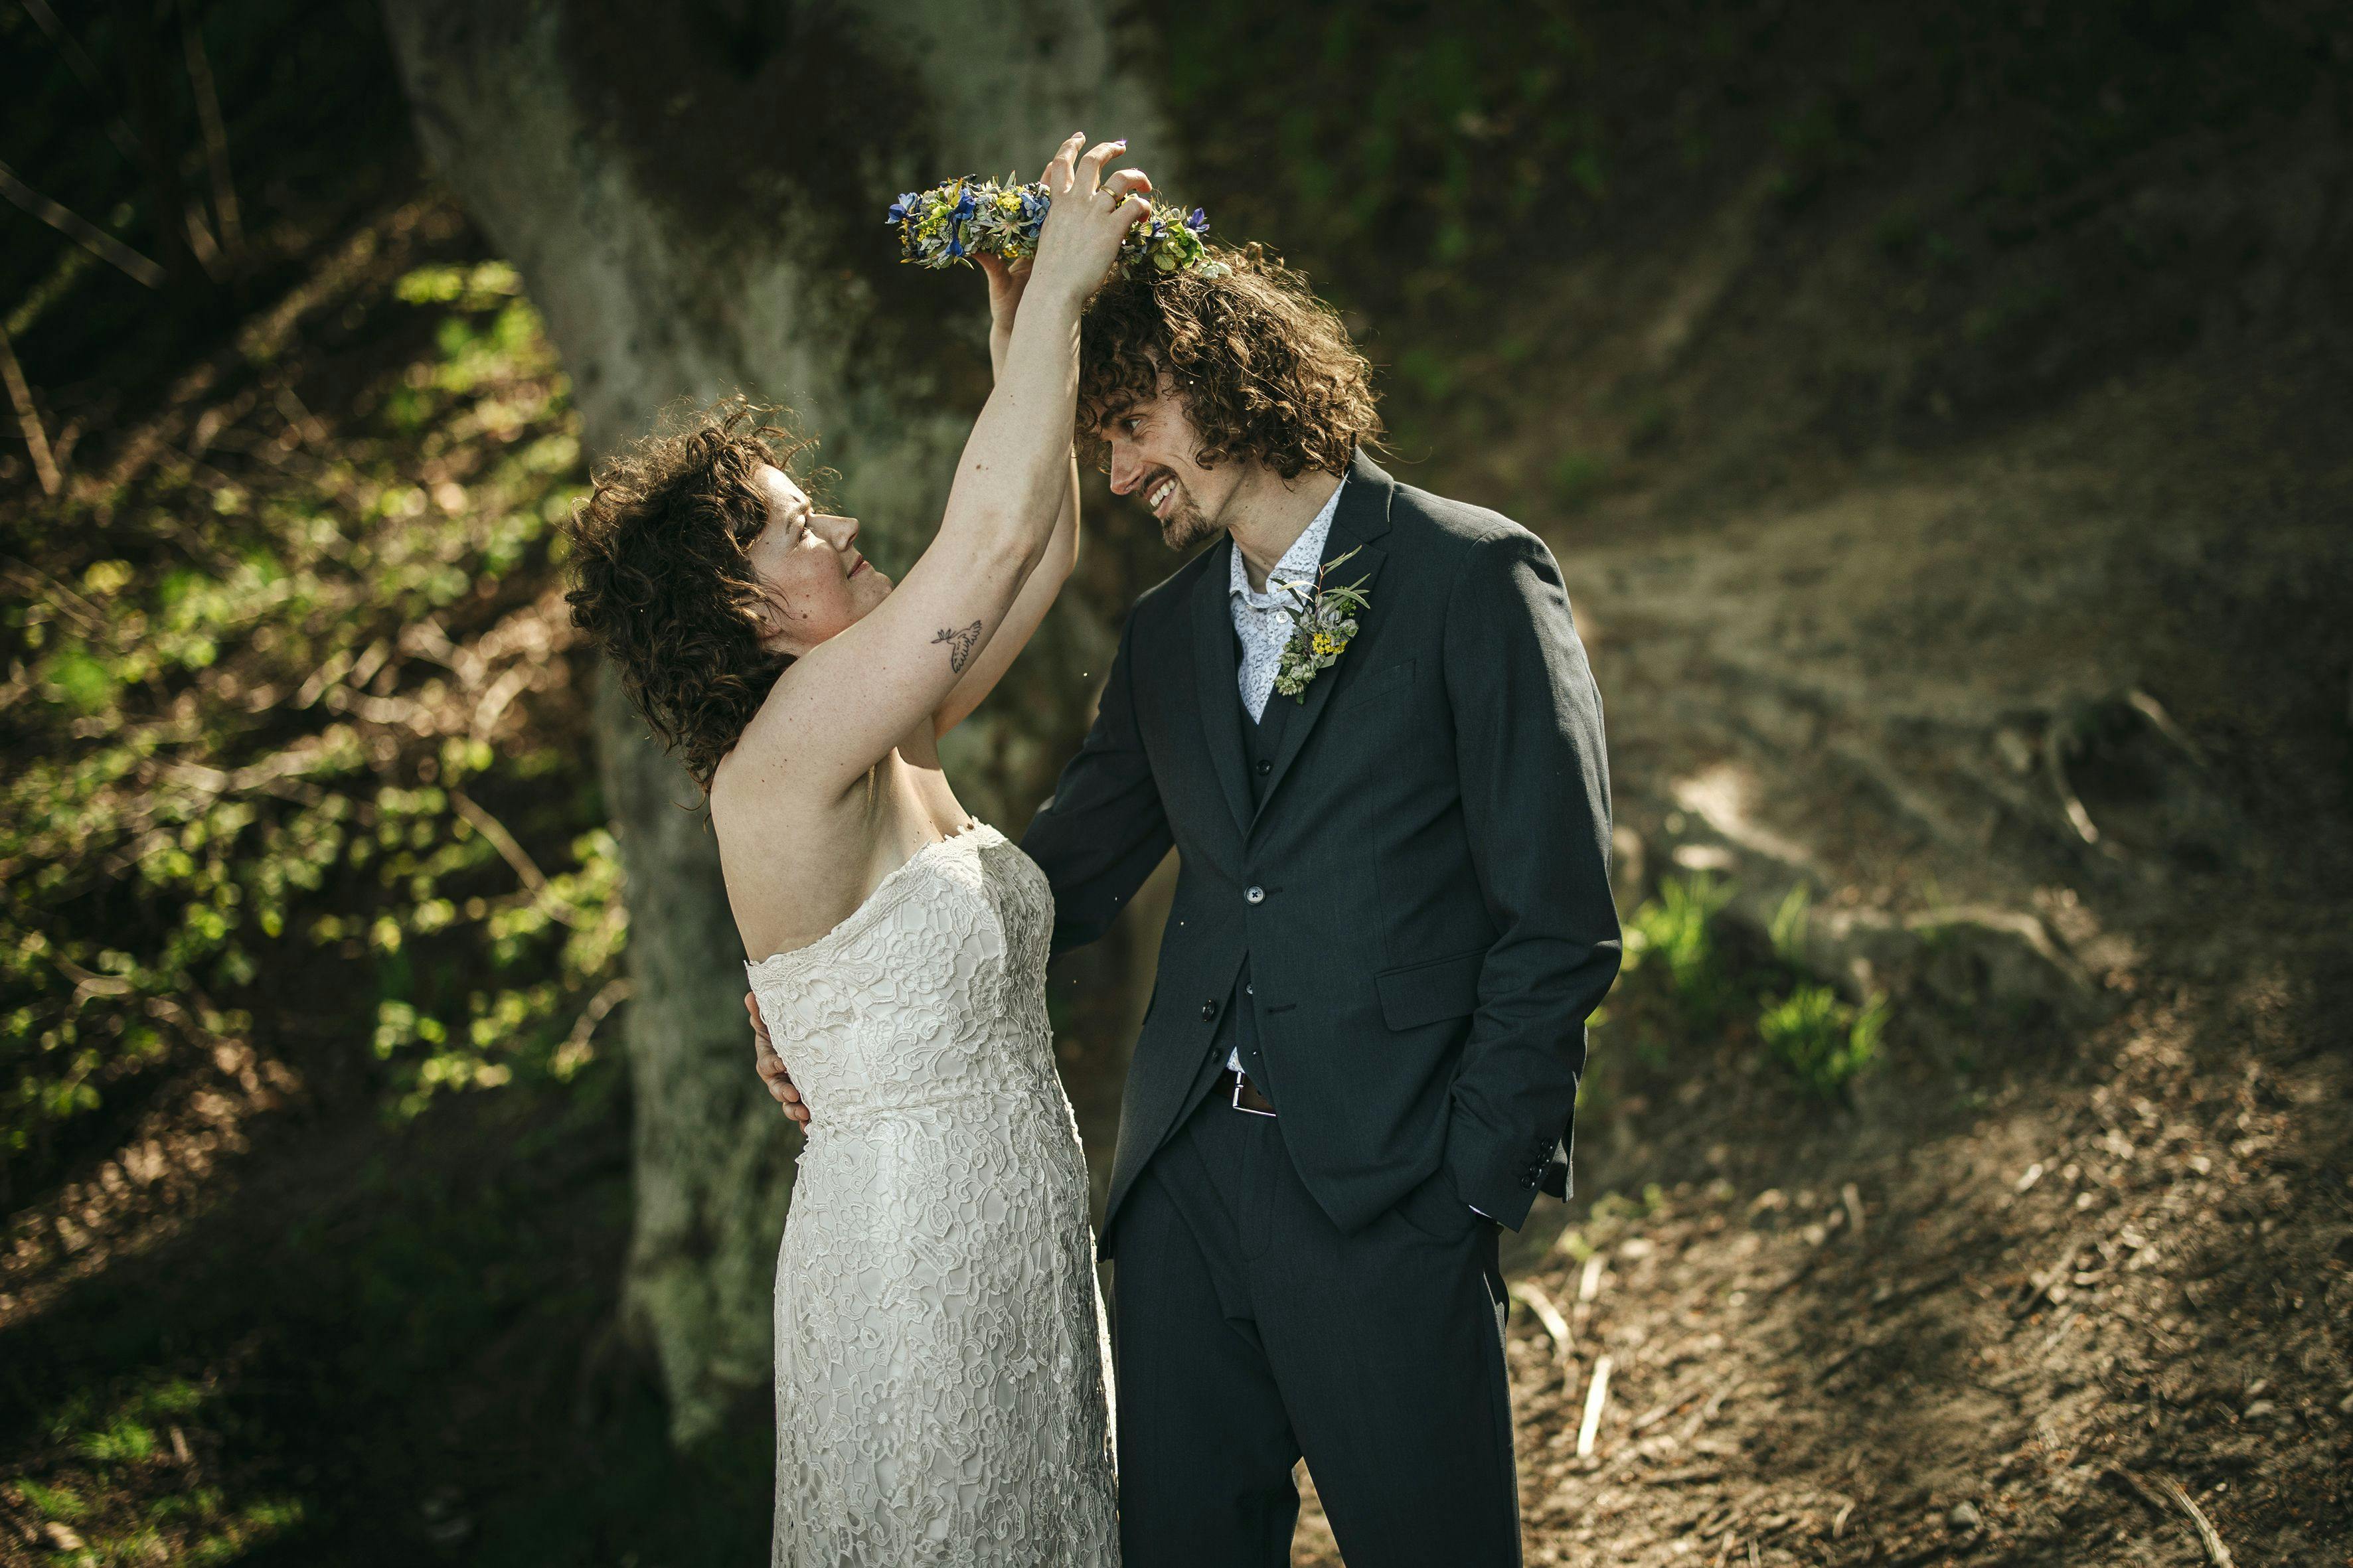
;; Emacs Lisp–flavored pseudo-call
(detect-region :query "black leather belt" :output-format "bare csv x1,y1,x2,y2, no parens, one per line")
1216,1067,1277,1117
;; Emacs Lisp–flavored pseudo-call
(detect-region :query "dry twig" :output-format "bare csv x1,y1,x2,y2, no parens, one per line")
179,0,242,259
0,324,60,495
1510,1279,1575,1373
2125,688,2207,769
2042,719,2119,854
552,978,631,1075
2154,1476,2233,1568
0,158,166,287
2112,1470,2236,1568
1576,1354,1613,1458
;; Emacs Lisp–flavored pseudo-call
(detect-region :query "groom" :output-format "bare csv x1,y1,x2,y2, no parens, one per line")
1020,246,1621,1565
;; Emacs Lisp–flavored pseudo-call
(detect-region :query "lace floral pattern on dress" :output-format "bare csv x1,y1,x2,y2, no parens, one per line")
746,825,1118,1567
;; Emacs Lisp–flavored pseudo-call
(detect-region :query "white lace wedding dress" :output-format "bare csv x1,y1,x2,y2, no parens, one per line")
744,823,1119,1566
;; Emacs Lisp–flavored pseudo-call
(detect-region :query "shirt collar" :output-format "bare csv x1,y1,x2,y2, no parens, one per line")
1229,475,1346,608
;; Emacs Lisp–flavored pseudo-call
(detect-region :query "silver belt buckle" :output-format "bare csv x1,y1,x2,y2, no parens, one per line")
1231,1070,1277,1118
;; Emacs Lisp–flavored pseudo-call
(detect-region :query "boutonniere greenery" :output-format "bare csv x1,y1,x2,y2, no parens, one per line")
1271,546,1372,702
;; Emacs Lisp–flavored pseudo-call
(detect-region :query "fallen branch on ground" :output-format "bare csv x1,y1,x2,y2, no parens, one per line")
2110,1468,2235,1567
1576,1354,1613,1458
1510,1279,1575,1381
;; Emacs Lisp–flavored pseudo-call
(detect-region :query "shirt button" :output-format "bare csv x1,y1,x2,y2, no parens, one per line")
1255,759,1272,775
1245,886,1265,904
1200,1000,1219,1022
1244,982,1255,996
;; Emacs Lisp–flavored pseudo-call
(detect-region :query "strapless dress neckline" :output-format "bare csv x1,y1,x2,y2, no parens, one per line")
744,821,1001,977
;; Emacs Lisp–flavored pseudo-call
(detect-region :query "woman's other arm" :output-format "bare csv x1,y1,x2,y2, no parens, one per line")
934,448,1077,737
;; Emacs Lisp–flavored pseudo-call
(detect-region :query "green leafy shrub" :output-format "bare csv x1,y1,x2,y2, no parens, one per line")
1758,982,1888,1099
1768,882,1812,965
1623,870,1736,1027
0,245,620,1195
1606,872,1888,1098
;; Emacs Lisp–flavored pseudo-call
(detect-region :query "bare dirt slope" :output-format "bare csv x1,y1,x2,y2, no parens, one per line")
1289,343,2353,1565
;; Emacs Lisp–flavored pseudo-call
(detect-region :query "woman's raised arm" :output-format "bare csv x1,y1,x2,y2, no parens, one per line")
730,134,1146,798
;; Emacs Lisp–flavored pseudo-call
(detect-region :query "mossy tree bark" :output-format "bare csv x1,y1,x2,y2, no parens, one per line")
381,0,1163,1444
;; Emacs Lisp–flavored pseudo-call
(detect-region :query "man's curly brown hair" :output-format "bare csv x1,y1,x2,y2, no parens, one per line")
1077,242,1382,481
564,400,817,792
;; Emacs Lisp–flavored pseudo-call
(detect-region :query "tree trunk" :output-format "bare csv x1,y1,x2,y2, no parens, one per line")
381,0,1164,1445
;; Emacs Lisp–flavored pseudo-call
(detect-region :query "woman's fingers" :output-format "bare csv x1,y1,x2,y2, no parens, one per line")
745,987,807,1122
1111,194,1154,232
1102,167,1154,199
1044,131,1085,196
1075,138,1127,195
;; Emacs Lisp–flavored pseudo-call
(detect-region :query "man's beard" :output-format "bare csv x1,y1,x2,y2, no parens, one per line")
1158,491,1217,552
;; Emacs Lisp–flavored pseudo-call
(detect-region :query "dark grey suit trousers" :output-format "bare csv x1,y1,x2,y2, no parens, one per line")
1111,1048,1521,1567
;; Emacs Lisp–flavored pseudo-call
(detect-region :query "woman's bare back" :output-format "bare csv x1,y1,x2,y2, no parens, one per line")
713,736,977,967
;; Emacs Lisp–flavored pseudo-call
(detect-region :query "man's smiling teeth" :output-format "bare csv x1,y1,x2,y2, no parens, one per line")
1148,478,1176,514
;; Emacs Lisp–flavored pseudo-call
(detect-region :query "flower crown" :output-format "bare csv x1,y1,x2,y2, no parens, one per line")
886,175,1228,280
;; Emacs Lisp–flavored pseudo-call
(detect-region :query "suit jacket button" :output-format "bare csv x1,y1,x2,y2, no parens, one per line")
1201,1000,1219,1022
1244,886,1265,904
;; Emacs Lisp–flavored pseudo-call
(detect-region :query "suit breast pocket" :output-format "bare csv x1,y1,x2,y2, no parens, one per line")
1336,657,1415,714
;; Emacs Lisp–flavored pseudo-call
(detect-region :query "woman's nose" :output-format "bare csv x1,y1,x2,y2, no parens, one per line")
814,512,859,548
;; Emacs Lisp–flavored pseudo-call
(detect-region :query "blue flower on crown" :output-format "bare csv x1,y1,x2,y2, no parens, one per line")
944,185,979,257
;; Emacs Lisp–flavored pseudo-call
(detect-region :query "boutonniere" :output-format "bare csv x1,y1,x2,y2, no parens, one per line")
1271,546,1372,701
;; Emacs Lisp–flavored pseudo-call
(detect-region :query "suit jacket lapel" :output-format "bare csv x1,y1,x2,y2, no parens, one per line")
1189,537,1256,839
1250,453,1396,834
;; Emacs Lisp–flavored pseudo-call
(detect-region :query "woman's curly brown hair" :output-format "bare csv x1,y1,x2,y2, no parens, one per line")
1077,242,1382,480
564,399,817,792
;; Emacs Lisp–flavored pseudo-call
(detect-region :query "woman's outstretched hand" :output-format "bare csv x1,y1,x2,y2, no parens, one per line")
979,142,1153,361
1026,133,1153,309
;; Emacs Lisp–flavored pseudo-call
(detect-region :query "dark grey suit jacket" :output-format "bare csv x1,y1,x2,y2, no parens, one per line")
1022,452,1620,1248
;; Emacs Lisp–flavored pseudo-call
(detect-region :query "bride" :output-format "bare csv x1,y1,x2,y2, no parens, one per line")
563,133,1148,1565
